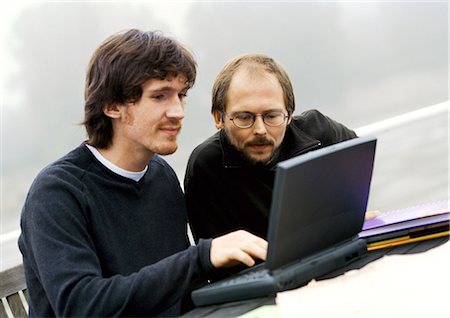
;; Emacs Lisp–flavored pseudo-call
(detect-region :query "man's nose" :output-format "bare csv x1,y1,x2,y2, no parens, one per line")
252,115,267,135
166,97,185,120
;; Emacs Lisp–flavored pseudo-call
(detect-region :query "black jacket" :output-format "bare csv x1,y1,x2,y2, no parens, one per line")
184,110,357,242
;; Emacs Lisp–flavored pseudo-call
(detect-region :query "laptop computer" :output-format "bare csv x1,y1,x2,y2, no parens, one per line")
191,135,377,306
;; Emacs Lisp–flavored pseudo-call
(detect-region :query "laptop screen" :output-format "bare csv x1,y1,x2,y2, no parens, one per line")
266,136,377,270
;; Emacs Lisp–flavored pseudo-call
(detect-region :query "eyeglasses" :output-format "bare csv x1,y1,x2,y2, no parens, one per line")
225,111,289,129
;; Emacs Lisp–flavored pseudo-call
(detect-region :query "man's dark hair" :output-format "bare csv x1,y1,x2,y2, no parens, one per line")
83,29,197,148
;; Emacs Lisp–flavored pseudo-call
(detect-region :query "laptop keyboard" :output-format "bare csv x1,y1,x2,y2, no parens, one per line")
219,268,270,287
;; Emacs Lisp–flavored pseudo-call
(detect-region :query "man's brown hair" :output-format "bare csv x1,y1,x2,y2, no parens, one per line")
83,29,196,148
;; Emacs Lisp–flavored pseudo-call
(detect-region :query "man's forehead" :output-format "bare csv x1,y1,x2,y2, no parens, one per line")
230,67,279,88
143,74,189,90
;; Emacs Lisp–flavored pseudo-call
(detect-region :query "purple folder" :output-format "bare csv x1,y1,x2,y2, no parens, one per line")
359,199,449,239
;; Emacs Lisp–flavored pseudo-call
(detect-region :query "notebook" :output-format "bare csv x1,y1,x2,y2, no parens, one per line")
359,199,449,251
360,199,449,241
191,136,377,306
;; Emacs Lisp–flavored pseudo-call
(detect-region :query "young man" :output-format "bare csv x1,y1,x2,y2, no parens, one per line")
18,30,267,317
184,53,357,243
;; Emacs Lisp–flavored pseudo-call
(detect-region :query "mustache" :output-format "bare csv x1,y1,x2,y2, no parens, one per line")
245,136,274,147
160,119,182,129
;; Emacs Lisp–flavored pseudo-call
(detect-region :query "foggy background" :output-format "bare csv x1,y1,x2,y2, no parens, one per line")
1,1,448,266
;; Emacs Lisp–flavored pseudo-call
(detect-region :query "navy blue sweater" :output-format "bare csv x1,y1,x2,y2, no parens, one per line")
19,144,213,317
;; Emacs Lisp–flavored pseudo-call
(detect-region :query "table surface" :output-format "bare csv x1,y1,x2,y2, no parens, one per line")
182,236,449,317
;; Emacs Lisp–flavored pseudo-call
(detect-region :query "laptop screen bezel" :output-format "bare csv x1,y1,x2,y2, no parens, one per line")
265,136,377,270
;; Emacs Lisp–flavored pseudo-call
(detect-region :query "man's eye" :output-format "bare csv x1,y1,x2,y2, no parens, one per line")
266,113,279,119
152,94,166,100
236,113,252,120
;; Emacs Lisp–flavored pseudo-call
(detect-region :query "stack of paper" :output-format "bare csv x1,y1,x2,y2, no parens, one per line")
359,199,449,250
276,241,450,317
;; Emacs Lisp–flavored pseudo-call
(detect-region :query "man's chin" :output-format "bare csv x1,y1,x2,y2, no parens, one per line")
154,144,178,156
244,152,273,165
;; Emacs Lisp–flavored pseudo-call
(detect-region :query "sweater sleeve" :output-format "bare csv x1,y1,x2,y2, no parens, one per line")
19,169,214,317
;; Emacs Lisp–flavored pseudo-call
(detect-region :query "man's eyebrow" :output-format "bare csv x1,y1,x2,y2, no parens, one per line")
146,86,174,93
145,85,189,94
233,108,285,114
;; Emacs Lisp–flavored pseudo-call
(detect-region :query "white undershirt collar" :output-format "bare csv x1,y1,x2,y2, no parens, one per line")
85,144,148,182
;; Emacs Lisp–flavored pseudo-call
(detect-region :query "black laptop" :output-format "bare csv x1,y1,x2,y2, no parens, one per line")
191,136,377,306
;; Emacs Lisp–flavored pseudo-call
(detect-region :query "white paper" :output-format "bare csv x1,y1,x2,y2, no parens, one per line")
276,242,450,318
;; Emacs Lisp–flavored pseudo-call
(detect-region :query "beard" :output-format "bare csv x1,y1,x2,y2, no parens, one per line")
154,121,181,156
241,136,280,165
154,140,179,156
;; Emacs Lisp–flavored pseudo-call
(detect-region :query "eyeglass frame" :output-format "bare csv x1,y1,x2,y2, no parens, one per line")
223,110,289,129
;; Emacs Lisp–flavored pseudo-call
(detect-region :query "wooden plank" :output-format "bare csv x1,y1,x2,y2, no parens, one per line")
18,290,29,313
0,265,26,299
7,293,27,317
1,298,12,318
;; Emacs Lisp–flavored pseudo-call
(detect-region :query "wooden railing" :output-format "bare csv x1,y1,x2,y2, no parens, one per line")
0,265,28,317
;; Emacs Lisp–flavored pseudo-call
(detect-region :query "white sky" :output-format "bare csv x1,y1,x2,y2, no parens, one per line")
0,0,192,108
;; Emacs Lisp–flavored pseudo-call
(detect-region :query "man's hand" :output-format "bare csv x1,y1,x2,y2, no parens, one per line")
210,230,268,268
365,210,381,221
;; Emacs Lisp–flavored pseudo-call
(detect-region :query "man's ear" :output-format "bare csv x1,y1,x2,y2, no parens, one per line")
212,111,224,129
103,103,122,119
287,114,293,125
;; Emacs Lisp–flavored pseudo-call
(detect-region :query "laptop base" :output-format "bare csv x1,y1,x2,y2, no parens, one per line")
192,237,367,306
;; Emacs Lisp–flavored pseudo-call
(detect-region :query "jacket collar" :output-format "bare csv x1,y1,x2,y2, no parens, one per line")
219,124,321,169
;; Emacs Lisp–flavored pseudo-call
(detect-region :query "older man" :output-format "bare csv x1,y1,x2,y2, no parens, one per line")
185,54,357,242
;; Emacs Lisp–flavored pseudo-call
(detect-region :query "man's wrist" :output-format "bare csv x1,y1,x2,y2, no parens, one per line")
197,238,214,272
